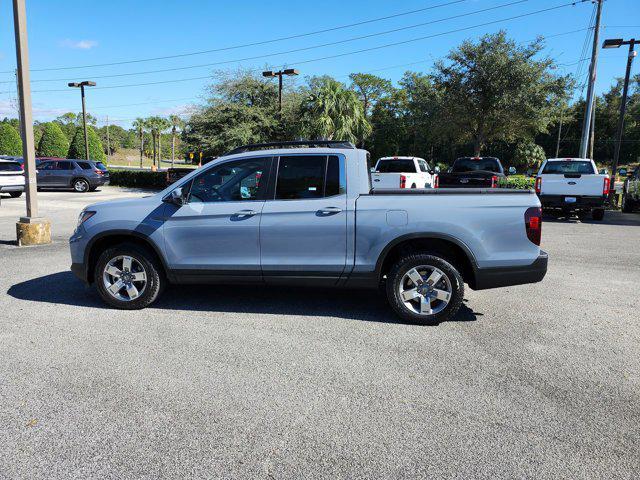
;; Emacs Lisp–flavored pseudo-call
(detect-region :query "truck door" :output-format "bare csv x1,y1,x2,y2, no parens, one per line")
260,154,347,285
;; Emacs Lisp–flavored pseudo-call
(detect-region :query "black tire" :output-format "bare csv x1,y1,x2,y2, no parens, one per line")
9,191,22,198
411,183,417,189
89,186,98,192
94,243,164,309
386,253,464,325
592,208,605,221
72,178,90,193
621,193,634,213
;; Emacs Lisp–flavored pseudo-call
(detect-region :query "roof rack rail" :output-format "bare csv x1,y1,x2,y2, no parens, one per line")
225,140,356,156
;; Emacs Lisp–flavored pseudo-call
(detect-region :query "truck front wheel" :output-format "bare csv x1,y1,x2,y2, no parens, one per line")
386,253,464,324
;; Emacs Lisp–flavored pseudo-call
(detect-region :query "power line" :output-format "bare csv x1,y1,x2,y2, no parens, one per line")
15,1,589,95
5,0,530,85
0,0,472,74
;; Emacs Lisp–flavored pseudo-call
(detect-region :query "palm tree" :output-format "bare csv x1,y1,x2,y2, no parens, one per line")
132,118,146,168
302,79,371,143
169,114,185,168
156,117,170,166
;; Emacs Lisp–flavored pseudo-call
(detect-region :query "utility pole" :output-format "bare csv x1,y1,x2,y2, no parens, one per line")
12,0,50,245
589,104,596,159
579,0,603,158
603,37,637,201
106,115,110,164
555,115,563,158
14,69,22,127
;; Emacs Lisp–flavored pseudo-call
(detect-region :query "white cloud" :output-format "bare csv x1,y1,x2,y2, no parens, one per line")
59,39,98,50
151,103,196,117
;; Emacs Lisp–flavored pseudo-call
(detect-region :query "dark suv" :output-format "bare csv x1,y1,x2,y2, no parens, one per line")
37,159,109,192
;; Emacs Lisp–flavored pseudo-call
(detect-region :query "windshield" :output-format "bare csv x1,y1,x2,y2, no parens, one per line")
0,162,22,172
542,161,595,175
452,158,502,173
376,159,415,173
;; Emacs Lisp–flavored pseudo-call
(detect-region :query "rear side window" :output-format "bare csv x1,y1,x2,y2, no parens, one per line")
542,161,595,174
77,162,92,170
56,161,74,170
376,159,415,173
0,162,21,172
95,162,108,171
275,155,345,200
418,160,430,173
452,158,502,173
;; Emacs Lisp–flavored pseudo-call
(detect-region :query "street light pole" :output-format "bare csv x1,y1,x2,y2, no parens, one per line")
68,81,96,160
602,37,637,201
262,68,299,112
12,0,50,245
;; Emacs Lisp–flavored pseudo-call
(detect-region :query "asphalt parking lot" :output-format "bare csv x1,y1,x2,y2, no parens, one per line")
0,187,638,479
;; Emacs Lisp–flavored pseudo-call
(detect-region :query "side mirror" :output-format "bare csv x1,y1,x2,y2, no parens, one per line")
164,187,187,206
508,167,516,175
369,167,376,173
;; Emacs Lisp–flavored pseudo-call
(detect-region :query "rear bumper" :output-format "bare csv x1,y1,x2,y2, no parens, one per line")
0,185,24,192
472,251,548,290
539,194,605,210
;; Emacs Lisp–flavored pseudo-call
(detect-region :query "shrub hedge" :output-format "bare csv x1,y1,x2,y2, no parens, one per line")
499,175,535,190
109,169,167,190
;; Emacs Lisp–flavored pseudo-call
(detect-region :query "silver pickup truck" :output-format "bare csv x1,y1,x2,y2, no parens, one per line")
70,141,547,324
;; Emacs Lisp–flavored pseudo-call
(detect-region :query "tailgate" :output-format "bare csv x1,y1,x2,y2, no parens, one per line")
540,174,606,196
0,173,25,186
371,172,401,188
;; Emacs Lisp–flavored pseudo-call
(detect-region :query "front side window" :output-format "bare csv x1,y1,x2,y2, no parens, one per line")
39,162,54,170
188,157,268,203
275,155,345,200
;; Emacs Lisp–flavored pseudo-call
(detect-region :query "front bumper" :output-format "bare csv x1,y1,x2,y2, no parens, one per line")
539,194,605,210
473,251,548,290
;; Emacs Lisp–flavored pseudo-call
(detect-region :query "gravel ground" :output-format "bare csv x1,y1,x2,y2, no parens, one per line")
0,188,638,479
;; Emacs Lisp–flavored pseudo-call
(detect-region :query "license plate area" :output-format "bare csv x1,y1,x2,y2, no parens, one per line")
564,196,577,203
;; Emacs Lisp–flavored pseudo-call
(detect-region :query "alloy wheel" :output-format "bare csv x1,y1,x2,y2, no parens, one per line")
102,255,147,302
398,265,452,315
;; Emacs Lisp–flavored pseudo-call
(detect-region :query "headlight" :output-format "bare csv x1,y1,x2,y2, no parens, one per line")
77,210,96,227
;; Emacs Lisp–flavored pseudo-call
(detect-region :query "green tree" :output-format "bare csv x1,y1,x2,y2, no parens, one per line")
512,141,546,169
349,73,393,117
299,77,371,144
169,114,185,167
37,122,69,157
67,126,106,162
431,31,571,156
0,122,22,156
132,118,147,167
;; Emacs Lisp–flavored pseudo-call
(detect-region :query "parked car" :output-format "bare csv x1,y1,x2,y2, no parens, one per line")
438,157,505,188
621,167,639,213
371,156,438,189
0,159,25,198
37,159,109,192
70,140,546,324
535,158,609,220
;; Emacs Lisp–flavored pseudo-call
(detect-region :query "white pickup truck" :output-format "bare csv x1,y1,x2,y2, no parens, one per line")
371,156,438,189
535,158,610,220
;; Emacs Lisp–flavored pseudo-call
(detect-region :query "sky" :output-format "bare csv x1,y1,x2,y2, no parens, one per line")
0,0,637,129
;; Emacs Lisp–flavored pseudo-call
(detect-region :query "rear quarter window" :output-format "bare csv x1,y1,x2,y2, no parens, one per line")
376,159,416,173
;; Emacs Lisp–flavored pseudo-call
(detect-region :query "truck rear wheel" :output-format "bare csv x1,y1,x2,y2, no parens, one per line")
621,193,634,213
94,243,164,310
592,208,605,221
386,253,464,325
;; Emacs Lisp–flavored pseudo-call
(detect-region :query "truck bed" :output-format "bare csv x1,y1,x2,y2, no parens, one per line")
370,188,532,195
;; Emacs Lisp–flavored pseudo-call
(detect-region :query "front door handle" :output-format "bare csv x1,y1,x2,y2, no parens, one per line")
317,206,342,216
233,209,257,218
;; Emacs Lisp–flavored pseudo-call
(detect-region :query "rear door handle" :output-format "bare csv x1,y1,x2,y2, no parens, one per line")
317,207,342,215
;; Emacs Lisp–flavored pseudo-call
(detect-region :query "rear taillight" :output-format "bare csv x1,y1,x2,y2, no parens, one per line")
535,177,542,195
524,207,542,246
490,175,498,188
433,174,439,189
94,169,104,175
603,177,610,196
399,175,407,188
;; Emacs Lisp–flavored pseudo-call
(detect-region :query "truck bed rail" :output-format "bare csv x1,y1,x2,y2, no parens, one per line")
370,188,534,195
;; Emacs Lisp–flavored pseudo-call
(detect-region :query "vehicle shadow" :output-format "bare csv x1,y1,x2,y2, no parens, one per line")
7,271,479,326
543,210,640,226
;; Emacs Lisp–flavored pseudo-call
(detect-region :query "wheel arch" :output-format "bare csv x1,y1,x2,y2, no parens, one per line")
376,233,478,288
84,230,169,284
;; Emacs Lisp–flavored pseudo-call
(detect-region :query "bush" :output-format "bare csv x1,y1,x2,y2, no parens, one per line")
37,122,69,157
499,175,535,190
109,169,167,190
0,123,22,156
67,126,106,162
512,141,546,170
